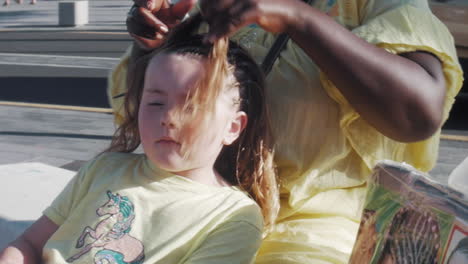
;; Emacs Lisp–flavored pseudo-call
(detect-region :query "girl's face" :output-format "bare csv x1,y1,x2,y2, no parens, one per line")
139,53,247,176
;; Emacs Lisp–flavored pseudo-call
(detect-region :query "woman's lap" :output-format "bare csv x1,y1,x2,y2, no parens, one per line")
255,214,359,264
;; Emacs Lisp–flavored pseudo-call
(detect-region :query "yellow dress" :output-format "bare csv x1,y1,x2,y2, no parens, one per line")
108,0,463,263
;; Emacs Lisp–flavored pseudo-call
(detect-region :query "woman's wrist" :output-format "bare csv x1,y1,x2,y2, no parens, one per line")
283,0,320,36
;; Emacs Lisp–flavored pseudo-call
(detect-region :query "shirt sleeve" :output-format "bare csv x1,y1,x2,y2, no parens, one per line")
182,220,262,264
42,159,96,225
182,202,264,264
321,0,464,172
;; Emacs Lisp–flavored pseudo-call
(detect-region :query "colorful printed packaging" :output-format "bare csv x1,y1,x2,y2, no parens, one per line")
349,161,468,264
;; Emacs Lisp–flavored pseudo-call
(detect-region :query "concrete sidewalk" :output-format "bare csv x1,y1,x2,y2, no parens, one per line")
0,0,131,31
0,0,133,249
0,104,117,249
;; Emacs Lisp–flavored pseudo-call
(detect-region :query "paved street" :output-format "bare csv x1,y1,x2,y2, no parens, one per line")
0,31,130,59
0,0,467,249
0,0,131,30
0,0,134,247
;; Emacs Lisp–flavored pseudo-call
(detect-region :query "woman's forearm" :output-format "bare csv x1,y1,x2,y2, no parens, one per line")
284,1,446,142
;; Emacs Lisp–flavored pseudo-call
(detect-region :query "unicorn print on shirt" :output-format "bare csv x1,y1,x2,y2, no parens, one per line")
67,191,145,264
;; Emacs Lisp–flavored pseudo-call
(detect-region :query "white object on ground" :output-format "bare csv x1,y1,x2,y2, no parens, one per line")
0,163,75,249
58,1,89,26
448,156,468,196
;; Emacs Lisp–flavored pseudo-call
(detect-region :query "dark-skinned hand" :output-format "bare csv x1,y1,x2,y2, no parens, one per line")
199,0,298,43
127,0,197,51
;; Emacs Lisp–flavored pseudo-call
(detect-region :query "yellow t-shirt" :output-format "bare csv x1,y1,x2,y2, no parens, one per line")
42,153,263,264
108,1,464,263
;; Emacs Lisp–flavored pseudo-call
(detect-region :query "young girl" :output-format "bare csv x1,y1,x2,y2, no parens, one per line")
0,15,278,264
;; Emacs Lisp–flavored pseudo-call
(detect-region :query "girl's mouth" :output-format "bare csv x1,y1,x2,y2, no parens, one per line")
158,139,174,143
156,137,180,145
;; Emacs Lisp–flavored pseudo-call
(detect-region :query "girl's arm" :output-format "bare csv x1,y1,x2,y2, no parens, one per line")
183,220,262,264
201,0,447,142
0,215,58,264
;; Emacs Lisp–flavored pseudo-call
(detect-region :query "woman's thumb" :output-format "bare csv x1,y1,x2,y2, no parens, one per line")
134,0,164,11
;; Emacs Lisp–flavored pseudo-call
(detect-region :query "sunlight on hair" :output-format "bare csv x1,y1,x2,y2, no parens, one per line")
187,37,230,115
179,37,237,158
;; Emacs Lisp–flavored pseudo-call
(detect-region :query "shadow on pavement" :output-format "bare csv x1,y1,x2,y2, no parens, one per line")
60,160,87,171
0,76,110,108
0,10,50,20
0,217,34,250
0,131,112,140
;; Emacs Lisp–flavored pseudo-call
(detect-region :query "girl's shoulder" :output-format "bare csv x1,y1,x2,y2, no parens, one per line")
215,187,264,229
171,178,264,228
81,152,145,174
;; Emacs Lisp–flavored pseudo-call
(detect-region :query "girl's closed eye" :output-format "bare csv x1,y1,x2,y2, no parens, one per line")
148,102,165,107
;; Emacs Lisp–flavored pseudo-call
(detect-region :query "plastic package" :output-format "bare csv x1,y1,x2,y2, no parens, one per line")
349,160,468,264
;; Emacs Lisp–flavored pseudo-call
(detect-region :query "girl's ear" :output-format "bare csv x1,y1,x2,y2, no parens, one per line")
223,111,247,145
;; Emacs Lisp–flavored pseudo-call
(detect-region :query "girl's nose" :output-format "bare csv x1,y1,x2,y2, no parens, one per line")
161,119,175,128
160,109,177,129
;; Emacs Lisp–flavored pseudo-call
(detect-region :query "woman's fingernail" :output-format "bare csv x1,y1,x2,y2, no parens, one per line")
160,25,169,33
146,0,153,10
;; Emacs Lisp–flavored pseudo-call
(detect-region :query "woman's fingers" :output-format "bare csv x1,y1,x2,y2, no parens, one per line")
170,0,198,20
201,0,292,42
136,7,169,34
128,0,195,36
204,3,257,42
201,0,258,42
134,0,164,11
127,6,169,50
128,0,196,50
130,33,166,51
200,0,236,19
